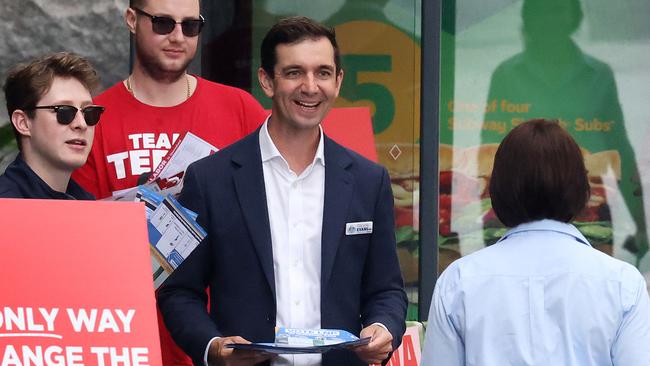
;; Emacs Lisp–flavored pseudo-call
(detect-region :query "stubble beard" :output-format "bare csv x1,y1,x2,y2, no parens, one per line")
135,41,194,83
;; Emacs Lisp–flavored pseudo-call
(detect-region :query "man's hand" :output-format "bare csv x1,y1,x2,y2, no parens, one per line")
208,336,273,366
353,324,394,365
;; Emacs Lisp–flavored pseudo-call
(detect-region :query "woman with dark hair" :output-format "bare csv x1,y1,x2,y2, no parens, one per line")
421,119,650,365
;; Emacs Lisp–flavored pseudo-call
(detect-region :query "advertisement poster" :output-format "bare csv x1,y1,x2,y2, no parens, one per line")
439,0,650,272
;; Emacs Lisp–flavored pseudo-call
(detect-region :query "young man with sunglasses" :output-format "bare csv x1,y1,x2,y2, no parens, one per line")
0,52,102,200
73,0,266,199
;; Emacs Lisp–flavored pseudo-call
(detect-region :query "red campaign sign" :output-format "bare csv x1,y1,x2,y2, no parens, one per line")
371,325,422,366
322,107,378,162
0,199,161,366
265,107,378,162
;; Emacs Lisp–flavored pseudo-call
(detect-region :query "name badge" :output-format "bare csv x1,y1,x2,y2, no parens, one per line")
345,221,373,235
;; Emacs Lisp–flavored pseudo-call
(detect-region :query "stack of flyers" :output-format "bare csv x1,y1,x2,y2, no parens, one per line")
105,131,218,201
135,186,206,289
274,327,367,347
100,132,215,288
135,185,164,217
226,328,371,354
146,131,218,196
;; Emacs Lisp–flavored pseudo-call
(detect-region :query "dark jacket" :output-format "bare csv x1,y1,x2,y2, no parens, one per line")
157,128,407,366
0,154,94,200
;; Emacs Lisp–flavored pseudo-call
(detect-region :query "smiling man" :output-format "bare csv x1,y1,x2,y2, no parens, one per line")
157,16,407,366
73,0,266,199
0,52,102,200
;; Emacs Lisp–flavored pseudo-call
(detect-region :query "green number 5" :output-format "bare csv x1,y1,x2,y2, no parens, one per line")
340,54,395,134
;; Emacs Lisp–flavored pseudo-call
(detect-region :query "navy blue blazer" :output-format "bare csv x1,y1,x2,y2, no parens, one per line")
157,128,407,366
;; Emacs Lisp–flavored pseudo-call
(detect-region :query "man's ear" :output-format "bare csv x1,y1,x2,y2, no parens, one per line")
334,69,344,98
11,110,32,138
257,67,275,98
125,7,137,35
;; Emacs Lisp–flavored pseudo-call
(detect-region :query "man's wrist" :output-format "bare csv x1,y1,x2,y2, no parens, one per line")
204,336,220,366
367,322,390,335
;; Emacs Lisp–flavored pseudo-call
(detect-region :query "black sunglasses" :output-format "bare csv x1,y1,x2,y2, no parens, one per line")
31,105,105,126
133,7,205,37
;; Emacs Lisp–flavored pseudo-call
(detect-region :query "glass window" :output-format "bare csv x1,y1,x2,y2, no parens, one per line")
439,0,650,281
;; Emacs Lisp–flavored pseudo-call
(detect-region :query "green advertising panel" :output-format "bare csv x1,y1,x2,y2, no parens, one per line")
440,0,650,274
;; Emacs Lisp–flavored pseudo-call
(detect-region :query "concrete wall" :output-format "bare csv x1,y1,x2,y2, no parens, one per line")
0,0,129,169
0,0,130,123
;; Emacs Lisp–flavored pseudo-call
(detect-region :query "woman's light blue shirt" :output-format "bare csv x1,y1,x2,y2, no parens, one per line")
421,219,650,366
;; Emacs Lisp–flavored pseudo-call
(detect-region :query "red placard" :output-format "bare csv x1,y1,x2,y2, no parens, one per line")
0,199,161,366
265,107,378,162
371,324,422,366
322,107,378,162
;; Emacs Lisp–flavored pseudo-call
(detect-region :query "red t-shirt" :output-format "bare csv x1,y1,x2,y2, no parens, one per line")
73,77,266,366
74,76,266,199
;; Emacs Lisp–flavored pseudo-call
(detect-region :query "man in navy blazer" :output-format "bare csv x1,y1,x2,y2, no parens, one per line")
157,16,407,366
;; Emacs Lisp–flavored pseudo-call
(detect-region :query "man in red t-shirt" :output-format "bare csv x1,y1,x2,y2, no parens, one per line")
74,0,266,199
73,0,265,364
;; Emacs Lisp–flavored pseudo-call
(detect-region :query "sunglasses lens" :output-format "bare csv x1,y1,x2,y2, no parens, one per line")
181,20,203,37
82,106,104,126
152,17,176,34
55,106,77,125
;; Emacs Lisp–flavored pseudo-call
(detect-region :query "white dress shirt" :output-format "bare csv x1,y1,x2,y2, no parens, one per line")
203,121,325,366
421,219,650,366
202,121,390,365
260,121,325,366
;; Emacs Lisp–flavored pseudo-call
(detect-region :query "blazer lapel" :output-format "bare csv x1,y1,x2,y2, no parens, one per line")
232,130,276,298
321,136,355,287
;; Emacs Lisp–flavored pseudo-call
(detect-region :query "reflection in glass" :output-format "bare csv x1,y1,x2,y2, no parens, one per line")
478,0,647,264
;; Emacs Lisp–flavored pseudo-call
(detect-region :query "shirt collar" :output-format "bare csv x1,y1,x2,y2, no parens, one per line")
497,219,591,247
4,154,93,200
259,116,325,167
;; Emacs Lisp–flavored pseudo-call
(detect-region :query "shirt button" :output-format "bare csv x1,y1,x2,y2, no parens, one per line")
294,300,300,306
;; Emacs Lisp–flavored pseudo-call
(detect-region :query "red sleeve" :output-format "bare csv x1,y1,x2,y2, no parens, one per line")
238,90,267,134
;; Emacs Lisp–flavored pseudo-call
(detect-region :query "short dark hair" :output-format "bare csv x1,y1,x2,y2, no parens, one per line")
489,119,590,227
129,0,201,11
261,16,341,78
3,52,100,147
